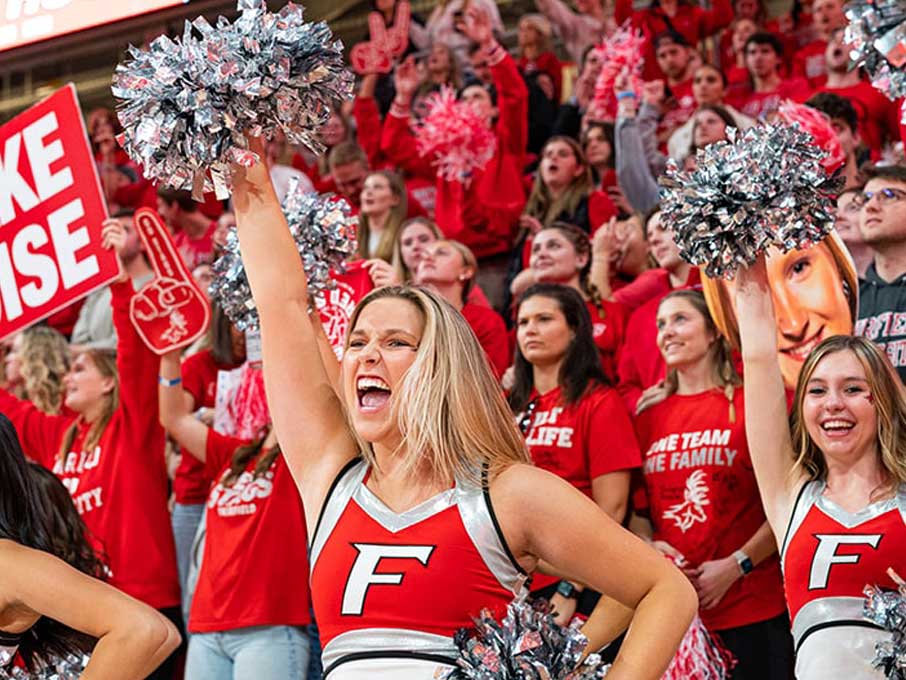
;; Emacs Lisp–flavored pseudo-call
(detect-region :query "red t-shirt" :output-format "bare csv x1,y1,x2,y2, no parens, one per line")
173,220,217,271
586,299,627,384
792,40,827,86
521,384,641,498
634,389,787,631
0,281,178,609
188,431,311,632
732,78,813,120
173,350,242,505
815,78,898,152
522,383,641,592
316,261,376,359
461,302,510,378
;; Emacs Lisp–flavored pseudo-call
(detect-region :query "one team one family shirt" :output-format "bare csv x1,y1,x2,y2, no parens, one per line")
634,388,787,631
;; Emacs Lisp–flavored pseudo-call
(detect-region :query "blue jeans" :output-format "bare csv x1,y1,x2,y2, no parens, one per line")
171,502,205,623
306,620,322,680
186,625,311,679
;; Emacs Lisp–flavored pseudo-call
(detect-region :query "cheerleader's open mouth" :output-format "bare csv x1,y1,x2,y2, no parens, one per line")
357,376,392,413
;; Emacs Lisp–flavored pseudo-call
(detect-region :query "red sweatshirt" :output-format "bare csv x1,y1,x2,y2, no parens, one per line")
381,43,529,258
617,268,701,412
0,280,179,609
615,0,733,80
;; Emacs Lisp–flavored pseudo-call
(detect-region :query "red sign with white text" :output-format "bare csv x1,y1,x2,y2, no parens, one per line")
0,1,187,53
0,84,119,340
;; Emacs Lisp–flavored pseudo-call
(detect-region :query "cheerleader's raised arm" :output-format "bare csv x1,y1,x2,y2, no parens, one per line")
734,256,806,535
232,140,357,532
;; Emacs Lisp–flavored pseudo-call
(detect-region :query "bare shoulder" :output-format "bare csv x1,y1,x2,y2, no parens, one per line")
488,464,579,513
0,539,28,564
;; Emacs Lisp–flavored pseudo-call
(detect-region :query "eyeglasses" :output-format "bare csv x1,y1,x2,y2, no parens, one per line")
851,187,906,208
517,398,539,435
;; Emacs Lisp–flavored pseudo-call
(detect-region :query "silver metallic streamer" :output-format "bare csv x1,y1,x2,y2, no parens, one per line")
864,571,906,679
209,180,358,331
442,589,610,679
845,0,906,100
113,0,354,200
658,124,841,280
0,653,89,679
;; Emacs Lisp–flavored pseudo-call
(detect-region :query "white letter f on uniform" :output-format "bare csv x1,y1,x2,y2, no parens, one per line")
342,543,435,615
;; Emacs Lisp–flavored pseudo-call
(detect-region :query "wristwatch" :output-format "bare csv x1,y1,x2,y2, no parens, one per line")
556,580,581,600
733,550,754,576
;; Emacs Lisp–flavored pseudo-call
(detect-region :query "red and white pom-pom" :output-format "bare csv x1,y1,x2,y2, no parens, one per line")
663,614,736,680
414,86,497,185
229,363,270,441
777,100,846,174
587,23,646,122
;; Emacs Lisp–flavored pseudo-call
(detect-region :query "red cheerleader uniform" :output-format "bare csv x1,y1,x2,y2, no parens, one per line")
310,460,525,678
781,481,906,679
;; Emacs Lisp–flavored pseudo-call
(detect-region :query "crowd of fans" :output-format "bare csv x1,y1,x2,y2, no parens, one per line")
4,0,906,677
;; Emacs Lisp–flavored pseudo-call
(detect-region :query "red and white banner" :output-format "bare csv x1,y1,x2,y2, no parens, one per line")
0,0,187,53
130,208,210,355
0,83,120,340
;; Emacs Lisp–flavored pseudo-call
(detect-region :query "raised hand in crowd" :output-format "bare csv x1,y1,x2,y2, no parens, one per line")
392,55,421,106
363,258,401,288
459,6,495,48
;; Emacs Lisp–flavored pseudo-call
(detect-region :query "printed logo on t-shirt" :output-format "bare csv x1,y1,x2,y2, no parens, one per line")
53,446,104,515
316,281,357,360
208,467,275,517
663,469,710,532
855,313,906,371
592,322,607,339
524,406,573,451
644,428,736,473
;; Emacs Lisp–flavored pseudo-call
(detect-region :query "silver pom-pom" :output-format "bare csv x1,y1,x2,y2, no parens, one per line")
0,653,89,679
113,0,354,200
442,589,610,679
864,569,906,679
659,124,841,280
210,180,358,331
846,0,906,101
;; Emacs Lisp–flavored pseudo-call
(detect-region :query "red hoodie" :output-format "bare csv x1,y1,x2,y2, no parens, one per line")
616,268,702,412
381,43,529,258
0,280,179,609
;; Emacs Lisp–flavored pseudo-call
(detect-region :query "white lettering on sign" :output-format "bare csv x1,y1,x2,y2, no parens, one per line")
0,111,73,225
0,198,97,321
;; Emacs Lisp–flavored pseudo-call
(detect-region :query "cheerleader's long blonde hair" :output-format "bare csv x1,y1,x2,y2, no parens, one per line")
344,286,531,485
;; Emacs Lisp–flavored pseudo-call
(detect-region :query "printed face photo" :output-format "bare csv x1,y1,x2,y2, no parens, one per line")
703,235,857,388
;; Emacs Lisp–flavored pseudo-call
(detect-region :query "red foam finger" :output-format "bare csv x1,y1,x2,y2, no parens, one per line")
134,208,194,282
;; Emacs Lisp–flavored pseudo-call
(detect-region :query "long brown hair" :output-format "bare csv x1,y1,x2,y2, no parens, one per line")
221,434,281,487
524,136,594,230
58,350,118,460
357,170,409,262
790,335,906,493
643,290,741,419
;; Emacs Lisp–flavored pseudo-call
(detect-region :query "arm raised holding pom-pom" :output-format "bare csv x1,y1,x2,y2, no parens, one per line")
734,256,806,537
232,140,356,533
